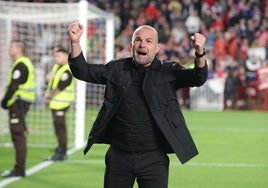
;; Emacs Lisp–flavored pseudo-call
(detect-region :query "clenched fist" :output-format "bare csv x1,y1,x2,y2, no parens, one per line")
190,33,206,54
68,21,84,43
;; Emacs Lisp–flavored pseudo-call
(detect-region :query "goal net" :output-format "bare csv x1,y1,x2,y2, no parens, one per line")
0,1,114,149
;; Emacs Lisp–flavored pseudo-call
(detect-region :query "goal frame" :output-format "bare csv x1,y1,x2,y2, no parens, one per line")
0,0,114,149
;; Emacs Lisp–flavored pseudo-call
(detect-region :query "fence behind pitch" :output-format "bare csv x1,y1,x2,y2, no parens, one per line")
190,78,225,111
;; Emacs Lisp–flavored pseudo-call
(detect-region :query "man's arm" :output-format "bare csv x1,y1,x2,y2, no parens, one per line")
67,22,90,81
68,22,83,58
1,63,28,109
67,21,110,86
190,33,207,68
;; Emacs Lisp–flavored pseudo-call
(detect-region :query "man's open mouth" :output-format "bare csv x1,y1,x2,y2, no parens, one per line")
137,50,147,56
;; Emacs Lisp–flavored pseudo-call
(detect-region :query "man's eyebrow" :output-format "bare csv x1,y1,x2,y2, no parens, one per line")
134,36,153,40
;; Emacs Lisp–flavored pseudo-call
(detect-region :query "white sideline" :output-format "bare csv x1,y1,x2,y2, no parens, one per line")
67,159,268,168
0,147,80,188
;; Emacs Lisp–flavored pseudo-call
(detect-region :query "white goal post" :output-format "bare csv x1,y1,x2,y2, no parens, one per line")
0,0,114,149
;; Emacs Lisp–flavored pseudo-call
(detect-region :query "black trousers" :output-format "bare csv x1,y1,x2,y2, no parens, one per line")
51,107,69,149
9,101,30,172
104,146,169,188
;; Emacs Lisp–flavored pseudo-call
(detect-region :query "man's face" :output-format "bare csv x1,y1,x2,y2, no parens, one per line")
54,51,68,66
8,42,20,58
130,27,160,67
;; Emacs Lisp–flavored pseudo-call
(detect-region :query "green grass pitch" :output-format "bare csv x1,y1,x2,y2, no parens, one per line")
0,110,267,188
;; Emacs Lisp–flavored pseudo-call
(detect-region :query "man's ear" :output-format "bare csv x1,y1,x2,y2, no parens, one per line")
129,42,132,49
156,43,161,54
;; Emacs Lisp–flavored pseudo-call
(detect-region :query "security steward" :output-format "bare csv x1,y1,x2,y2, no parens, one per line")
44,46,75,161
1,39,35,178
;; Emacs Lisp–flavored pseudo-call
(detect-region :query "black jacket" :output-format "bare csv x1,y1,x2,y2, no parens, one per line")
68,53,208,164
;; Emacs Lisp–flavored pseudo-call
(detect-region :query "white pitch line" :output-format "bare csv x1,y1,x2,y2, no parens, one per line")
66,159,268,168
0,147,81,188
190,127,268,133
186,162,268,168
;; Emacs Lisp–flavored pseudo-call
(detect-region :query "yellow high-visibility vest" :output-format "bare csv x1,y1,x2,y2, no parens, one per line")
47,63,75,110
6,56,35,107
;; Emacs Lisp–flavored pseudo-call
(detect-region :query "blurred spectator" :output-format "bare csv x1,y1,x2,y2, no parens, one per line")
170,20,186,45
212,17,225,33
168,3,182,28
119,1,133,31
215,63,225,78
115,26,133,49
10,0,268,110
164,39,179,60
135,12,149,27
111,6,122,37
213,32,227,62
153,13,170,43
238,18,248,39
255,23,268,47
185,9,201,36
144,1,159,23
246,19,257,46
204,27,217,51
201,2,214,29
207,60,216,79
235,65,247,109
224,67,237,109
239,38,249,61
226,28,241,60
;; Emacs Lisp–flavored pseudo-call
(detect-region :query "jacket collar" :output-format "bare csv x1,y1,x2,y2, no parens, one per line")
150,57,162,70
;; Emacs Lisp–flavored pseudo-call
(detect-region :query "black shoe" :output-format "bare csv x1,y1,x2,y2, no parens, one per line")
44,153,67,161
1,170,25,178
50,146,59,153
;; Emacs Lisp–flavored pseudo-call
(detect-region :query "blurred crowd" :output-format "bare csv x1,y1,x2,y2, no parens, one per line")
5,0,268,110
90,0,268,111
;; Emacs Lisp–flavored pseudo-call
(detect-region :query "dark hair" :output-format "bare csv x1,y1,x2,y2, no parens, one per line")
11,39,26,54
56,46,69,54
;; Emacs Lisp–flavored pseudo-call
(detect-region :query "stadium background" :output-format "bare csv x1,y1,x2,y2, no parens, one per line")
0,0,267,187
94,0,268,111
1,0,267,110
1,0,267,143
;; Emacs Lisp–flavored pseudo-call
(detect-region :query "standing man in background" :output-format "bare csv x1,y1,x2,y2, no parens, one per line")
1,39,35,178
68,22,207,188
44,46,75,161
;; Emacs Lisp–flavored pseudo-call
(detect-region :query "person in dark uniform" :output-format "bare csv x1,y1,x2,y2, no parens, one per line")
44,46,75,161
1,39,35,178
68,22,207,188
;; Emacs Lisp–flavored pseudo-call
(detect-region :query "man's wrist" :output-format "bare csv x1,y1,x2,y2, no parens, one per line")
71,40,79,43
195,48,206,58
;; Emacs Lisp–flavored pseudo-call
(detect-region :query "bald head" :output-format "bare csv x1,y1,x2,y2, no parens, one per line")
132,25,159,44
130,25,161,67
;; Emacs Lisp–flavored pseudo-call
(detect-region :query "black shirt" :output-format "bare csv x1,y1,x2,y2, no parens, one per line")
111,65,164,152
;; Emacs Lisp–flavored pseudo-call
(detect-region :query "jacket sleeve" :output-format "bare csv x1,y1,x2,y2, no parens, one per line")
57,70,73,91
68,52,107,85
172,61,208,88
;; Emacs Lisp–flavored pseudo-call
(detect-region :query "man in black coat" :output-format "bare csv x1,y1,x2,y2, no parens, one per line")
68,22,207,188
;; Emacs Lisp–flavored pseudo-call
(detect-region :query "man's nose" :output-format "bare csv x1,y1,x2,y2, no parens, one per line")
139,40,145,47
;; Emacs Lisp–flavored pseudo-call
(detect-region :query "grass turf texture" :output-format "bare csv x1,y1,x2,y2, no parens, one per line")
0,110,267,188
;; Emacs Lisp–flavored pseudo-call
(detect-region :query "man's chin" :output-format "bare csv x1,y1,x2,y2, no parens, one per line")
134,58,151,67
